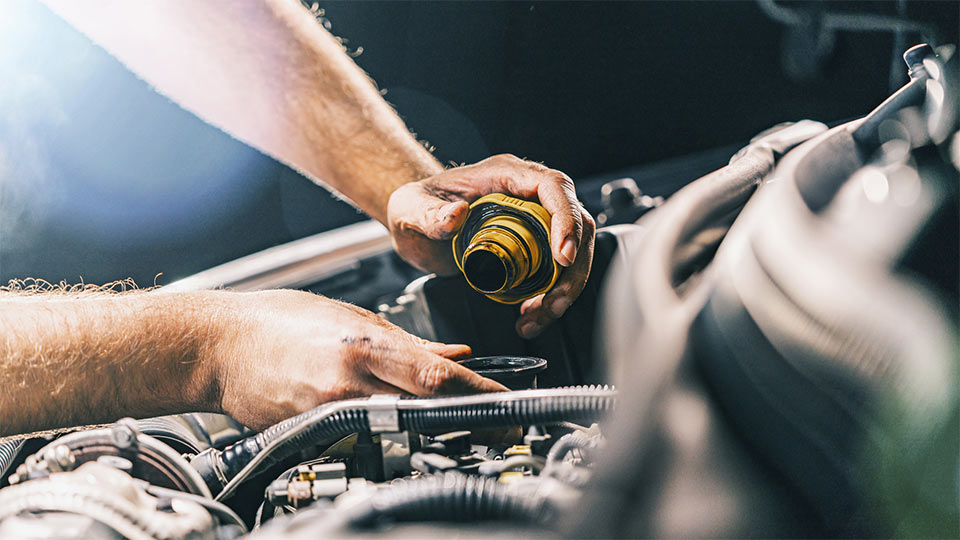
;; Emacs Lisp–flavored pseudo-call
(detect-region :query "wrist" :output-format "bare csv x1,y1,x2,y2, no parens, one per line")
167,291,249,415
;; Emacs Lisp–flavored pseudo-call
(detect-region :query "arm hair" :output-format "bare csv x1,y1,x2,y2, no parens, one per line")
0,281,232,437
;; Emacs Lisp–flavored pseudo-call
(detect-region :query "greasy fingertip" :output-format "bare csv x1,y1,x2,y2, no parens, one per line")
423,341,472,360
444,345,473,360
517,320,543,339
519,295,543,316
421,201,468,240
437,201,469,234
547,296,572,318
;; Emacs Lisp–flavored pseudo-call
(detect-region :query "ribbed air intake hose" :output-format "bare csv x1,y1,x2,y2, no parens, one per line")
343,471,550,527
202,386,615,500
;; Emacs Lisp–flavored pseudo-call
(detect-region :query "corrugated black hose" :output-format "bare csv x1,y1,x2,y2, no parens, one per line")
199,386,615,500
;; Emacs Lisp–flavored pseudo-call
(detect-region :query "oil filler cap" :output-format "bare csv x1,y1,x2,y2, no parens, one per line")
452,194,560,304
457,356,547,390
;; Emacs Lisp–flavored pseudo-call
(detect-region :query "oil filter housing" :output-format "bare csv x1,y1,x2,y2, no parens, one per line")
452,194,559,304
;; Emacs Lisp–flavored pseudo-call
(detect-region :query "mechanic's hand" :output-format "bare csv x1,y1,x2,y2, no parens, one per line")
212,290,507,430
387,154,596,339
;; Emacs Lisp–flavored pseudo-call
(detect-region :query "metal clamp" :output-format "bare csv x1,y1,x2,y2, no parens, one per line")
366,394,400,433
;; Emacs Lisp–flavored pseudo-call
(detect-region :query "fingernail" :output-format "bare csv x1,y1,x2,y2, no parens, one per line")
559,238,577,266
519,322,540,338
549,297,571,317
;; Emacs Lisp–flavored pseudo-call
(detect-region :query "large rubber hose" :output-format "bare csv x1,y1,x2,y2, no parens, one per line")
343,471,549,527
218,408,368,480
851,77,926,151
207,386,614,500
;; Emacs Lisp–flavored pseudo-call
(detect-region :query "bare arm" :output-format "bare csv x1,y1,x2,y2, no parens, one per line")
41,0,596,335
0,290,222,436
0,289,503,437
42,0,440,224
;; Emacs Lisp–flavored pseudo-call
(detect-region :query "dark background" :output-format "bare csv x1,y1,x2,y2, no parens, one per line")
0,0,956,287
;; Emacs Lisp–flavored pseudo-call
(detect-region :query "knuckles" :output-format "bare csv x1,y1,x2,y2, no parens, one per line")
487,153,524,167
581,210,596,231
416,361,459,394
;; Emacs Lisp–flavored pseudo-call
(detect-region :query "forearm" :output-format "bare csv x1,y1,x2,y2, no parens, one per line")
42,0,443,224
0,291,227,436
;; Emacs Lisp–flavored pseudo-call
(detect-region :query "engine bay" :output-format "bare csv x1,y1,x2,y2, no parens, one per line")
1,385,616,538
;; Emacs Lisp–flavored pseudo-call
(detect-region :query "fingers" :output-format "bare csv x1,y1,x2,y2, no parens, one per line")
533,171,582,267
480,156,582,267
388,183,469,240
386,154,585,280
422,341,473,360
483,155,582,267
427,154,583,267
365,341,507,396
515,208,595,338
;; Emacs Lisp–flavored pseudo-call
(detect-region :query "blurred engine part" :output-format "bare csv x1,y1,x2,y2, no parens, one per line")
690,43,957,537
758,0,940,87
596,177,663,227
7,419,210,497
163,220,394,295
0,461,222,540
576,42,957,538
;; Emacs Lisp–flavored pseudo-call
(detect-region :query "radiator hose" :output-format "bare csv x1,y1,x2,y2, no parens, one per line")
195,386,615,500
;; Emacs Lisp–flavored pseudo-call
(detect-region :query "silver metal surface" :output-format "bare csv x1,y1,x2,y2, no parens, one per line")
162,220,393,292
366,394,400,434
394,386,616,410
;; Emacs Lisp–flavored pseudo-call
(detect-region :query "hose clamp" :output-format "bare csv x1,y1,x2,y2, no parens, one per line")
366,394,401,433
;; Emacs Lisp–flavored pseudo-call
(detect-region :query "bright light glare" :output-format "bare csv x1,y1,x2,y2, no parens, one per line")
861,169,889,204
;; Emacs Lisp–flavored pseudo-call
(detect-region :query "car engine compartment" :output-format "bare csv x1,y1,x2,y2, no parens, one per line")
0,39,956,539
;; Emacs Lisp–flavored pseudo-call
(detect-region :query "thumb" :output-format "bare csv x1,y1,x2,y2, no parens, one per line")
391,184,469,240
428,200,470,240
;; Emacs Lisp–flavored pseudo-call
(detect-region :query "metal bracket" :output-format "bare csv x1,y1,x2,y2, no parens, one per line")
366,394,400,433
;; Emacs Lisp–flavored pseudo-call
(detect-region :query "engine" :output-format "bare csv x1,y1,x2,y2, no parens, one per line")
0,386,614,539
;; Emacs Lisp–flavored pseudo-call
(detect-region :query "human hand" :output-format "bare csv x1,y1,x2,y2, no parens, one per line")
387,154,596,339
210,290,507,430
